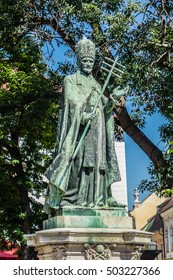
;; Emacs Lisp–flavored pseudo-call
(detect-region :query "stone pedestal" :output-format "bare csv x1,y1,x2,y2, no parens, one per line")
26,227,152,260
25,207,153,260
43,207,131,230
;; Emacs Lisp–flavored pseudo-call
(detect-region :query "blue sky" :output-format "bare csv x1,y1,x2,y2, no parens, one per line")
125,111,166,210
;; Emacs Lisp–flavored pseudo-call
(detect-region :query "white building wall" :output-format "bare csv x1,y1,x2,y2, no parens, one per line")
111,141,128,208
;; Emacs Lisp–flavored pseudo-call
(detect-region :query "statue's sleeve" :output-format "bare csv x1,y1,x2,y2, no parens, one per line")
64,75,87,122
44,75,84,191
63,76,73,102
101,93,116,115
63,76,81,107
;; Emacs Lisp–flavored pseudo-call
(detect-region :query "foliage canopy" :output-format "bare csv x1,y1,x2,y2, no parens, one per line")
0,0,172,255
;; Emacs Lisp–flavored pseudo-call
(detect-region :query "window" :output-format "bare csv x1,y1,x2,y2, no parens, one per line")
170,226,173,251
165,227,169,253
161,243,164,260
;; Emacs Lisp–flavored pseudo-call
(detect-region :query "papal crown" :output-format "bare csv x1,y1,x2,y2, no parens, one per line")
75,36,96,62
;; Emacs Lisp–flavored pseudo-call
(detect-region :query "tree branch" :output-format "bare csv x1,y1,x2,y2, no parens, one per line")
29,16,76,51
115,103,164,167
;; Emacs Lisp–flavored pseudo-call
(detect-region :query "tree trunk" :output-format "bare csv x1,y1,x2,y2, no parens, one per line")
115,101,165,168
115,100,173,188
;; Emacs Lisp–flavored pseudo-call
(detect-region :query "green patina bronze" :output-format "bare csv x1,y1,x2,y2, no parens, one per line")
44,37,126,218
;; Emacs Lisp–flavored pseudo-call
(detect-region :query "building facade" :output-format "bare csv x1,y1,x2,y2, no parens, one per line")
160,196,173,260
111,141,128,208
130,191,166,259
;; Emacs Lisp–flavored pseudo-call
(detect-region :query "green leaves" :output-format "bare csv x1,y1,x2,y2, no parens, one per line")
139,140,173,196
166,142,173,156
0,20,59,251
0,0,173,254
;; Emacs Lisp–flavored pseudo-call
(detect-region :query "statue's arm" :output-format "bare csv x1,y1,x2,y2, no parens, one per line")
63,76,74,102
104,86,128,114
64,75,90,124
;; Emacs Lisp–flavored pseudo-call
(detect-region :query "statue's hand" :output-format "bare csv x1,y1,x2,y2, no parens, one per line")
110,86,128,101
82,112,94,124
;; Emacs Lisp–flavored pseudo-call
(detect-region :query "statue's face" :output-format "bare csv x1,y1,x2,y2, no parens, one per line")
80,57,94,74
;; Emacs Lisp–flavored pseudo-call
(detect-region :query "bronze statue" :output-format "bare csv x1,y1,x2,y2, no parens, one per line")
44,37,126,216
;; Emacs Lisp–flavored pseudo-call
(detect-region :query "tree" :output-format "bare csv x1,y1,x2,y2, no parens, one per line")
17,0,172,192
0,32,60,255
0,0,173,256
119,0,173,194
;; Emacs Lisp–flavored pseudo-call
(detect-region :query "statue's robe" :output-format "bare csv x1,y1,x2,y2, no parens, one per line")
44,70,120,211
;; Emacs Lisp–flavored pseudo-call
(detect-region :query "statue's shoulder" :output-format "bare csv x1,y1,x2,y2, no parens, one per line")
64,73,77,84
